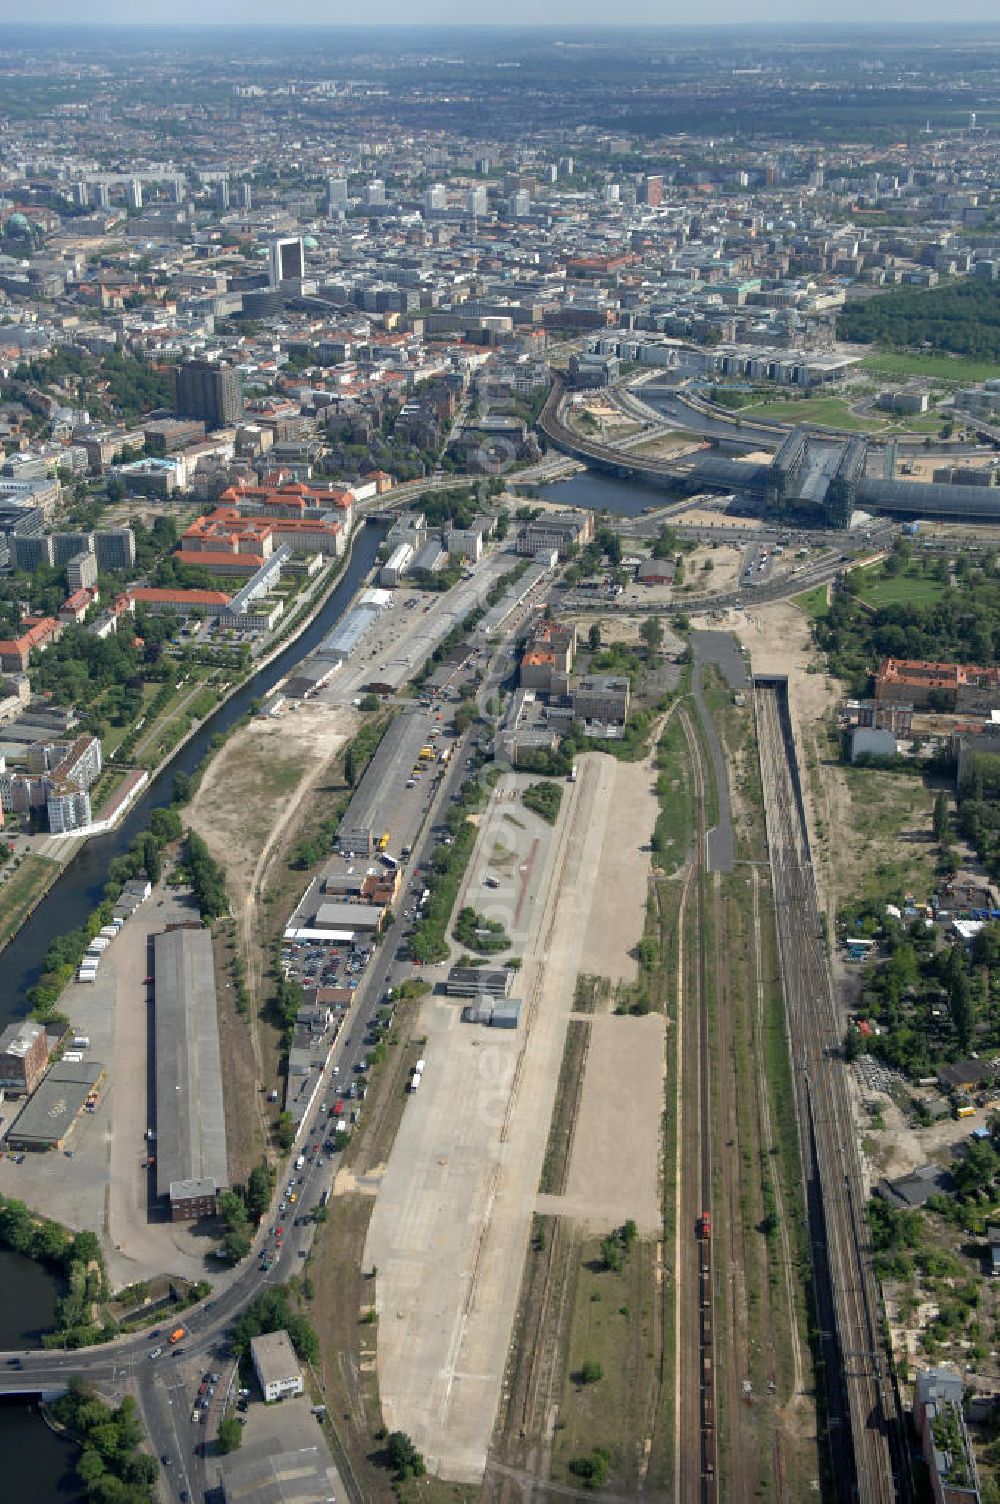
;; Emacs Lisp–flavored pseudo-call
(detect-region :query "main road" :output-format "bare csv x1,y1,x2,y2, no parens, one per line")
0,574,542,1500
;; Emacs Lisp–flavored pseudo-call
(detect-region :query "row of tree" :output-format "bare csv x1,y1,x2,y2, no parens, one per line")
837,274,1000,360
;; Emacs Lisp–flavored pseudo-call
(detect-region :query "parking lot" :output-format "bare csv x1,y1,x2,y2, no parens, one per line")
0,879,215,1287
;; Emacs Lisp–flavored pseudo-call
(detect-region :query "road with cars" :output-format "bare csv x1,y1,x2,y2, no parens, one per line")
0,601,522,1504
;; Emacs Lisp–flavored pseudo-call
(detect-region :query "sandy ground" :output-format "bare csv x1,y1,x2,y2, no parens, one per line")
685,542,743,595
188,701,354,1150
683,506,767,530
364,754,619,1482
578,757,659,983
698,600,841,910
538,1013,664,1235
568,611,685,656
187,703,352,891
854,1082,984,1181
632,435,706,460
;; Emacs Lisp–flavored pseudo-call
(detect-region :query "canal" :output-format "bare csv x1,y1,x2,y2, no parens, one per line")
4,522,383,1021
0,1250,79,1500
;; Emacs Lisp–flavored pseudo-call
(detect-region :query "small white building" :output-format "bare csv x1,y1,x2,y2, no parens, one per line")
251,1329,303,1403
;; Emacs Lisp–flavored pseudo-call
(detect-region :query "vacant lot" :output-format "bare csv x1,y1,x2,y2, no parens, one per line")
538,1013,664,1236
578,757,659,983
187,702,354,981
0,853,58,952
365,757,617,1482
549,1232,660,1490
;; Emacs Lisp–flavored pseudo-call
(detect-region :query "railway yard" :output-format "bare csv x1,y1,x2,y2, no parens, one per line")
756,682,905,1503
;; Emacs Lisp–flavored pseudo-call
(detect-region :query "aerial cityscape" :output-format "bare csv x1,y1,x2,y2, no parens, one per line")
8,18,1000,1504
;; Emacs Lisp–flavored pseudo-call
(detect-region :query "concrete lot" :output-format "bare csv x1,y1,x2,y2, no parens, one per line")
578,756,659,984
539,1012,664,1235
206,1392,344,1498
364,755,618,1481
0,880,226,1289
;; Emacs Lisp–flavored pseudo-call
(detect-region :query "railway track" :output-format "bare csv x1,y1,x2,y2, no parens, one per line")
754,683,907,1504
678,710,718,1504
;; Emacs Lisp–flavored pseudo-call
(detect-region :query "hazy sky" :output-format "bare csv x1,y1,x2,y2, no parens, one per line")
13,3,1000,25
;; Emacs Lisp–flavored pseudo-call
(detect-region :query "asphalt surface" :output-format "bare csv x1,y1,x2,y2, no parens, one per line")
689,632,745,874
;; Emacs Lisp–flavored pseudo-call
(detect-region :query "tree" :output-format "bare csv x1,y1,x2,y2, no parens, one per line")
569,1450,610,1489
141,834,160,884
640,616,663,655
588,621,602,651
149,806,182,843
343,745,357,787
950,966,975,1053
579,1358,604,1384
77,1450,106,1489
246,1163,273,1222
933,791,950,846
385,1431,426,1479
217,1412,242,1455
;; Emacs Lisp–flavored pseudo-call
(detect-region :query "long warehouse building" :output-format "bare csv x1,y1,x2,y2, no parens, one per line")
154,926,229,1221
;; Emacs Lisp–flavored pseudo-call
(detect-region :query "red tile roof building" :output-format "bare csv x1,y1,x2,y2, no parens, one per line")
117,587,232,615
0,616,62,674
875,657,1000,713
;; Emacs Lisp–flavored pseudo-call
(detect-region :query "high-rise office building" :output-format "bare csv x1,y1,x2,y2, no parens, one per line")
171,177,186,203
363,179,386,209
94,528,136,574
173,361,243,430
642,175,664,208
326,177,348,213
94,182,110,209
466,186,488,217
269,236,305,287
126,179,143,211
11,534,54,571
423,184,447,215
508,190,531,219
52,532,94,567
238,180,252,211
215,180,230,212
72,181,89,207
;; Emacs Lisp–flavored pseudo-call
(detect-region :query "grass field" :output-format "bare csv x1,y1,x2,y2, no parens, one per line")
740,395,881,431
852,565,949,609
794,583,831,619
0,853,59,952
860,350,1000,385
549,1233,659,1489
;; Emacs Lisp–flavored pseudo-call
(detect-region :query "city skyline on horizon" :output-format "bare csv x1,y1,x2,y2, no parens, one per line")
13,5,1000,29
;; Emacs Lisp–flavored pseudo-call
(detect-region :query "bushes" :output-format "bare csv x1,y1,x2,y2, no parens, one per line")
600,1219,638,1273
0,1198,111,1348
568,1449,610,1489
453,905,510,955
181,830,229,919
522,780,563,825
409,819,477,964
230,1285,319,1367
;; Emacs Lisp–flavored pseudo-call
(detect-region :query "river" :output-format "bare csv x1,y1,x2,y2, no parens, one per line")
4,523,383,1020
540,469,676,516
